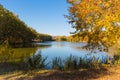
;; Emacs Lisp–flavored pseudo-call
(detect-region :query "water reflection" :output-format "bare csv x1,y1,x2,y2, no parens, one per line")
0,44,51,63
0,45,37,63
34,41,110,68
0,41,111,65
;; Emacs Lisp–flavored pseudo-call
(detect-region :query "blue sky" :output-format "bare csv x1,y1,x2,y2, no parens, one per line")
0,0,74,36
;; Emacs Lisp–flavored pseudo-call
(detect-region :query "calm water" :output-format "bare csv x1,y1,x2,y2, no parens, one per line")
0,41,110,65
34,41,110,65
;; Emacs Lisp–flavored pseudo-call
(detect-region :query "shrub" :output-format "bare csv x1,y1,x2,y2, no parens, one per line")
25,53,47,70
64,55,79,71
78,56,101,69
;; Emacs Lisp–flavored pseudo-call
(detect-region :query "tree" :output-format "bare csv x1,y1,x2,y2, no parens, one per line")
0,4,37,44
66,0,120,51
37,33,52,42
55,36,67,41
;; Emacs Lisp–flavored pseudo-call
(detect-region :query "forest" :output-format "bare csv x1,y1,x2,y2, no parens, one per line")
0,4,52,45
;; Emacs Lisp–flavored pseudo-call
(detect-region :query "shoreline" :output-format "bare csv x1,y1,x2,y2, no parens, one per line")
0,65,120,80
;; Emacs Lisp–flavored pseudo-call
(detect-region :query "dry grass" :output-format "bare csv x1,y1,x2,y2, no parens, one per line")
96,66,120,80
0,66,120,80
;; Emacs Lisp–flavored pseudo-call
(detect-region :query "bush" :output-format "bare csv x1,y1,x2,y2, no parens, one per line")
64,55,79,71
78,56,102,69
25,53,47,70
63,55,107,71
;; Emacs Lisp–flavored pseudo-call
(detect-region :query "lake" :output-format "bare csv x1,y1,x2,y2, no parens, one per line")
35,41,109,59
0,41,110,68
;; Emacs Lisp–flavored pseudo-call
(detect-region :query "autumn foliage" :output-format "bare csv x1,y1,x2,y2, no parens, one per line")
67,0,120,50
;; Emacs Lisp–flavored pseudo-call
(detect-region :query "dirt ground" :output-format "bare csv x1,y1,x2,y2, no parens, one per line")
0,66,120,80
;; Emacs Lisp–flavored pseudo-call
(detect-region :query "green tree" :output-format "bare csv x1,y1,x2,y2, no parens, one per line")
37,33,52,42
0,4,37,44
66,0,120,50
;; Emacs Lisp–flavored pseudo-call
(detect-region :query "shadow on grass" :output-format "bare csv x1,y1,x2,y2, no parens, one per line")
0,62,114,80
31,68,112,80
0,62,26,75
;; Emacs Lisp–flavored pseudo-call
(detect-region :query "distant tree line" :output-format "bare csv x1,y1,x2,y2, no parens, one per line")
0,4,52,44
36,33,53,42
55,36,67,41
55,35,87,42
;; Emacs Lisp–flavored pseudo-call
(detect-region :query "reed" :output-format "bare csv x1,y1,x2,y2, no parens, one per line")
25,52,47,70
64,55,79,71
52,57,63,70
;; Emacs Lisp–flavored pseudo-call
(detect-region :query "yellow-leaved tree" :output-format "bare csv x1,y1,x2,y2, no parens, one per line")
66,0,120,51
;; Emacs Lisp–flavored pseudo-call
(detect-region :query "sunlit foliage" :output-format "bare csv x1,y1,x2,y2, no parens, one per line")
55,36,67,41
67,34,88,42
66,0,120,50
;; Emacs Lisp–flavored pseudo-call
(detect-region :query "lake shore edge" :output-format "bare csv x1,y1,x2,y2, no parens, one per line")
0,65,120,80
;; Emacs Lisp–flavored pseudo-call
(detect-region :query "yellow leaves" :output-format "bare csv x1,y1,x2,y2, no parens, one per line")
69,0,120,26
105,3,110,8
102,37,107,42
86,16,93,24
67,0,120,49
97,0,102,5
67,0,76,5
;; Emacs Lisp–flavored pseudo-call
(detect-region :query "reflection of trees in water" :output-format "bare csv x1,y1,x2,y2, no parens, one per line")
71,45,84,52
0,44,38,63
0,44,52,74
0,44,52,63
38,45,52,49
56,43,65,48
53,42,69,48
